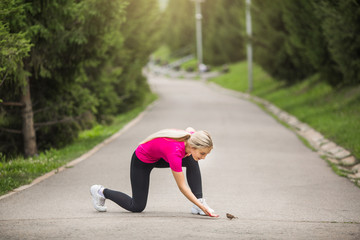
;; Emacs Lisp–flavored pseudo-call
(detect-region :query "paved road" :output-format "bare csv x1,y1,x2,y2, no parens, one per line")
1,75,360,240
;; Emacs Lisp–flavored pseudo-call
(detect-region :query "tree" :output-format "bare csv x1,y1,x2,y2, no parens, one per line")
251,0,314,83
20,0,99,154
1,0,161,158
0,0,35,156
281,0,341,86
0,0,127,156
0,22,31,97
161,0,195,56
114,0,161,111
72,0,127,122
314,0,360,85
202,0,246,66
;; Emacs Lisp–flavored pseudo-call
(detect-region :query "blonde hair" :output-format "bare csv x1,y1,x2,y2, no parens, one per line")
140,127,213,149
187,130,213,149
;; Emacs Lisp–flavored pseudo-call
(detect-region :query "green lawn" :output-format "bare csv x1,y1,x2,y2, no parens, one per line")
0,93,157,196
211,61,360,160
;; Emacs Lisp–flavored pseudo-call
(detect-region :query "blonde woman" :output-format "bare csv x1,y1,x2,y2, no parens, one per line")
90,127,218,217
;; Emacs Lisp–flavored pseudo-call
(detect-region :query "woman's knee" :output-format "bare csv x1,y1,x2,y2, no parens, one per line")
131,204,146,213
130,200,147,213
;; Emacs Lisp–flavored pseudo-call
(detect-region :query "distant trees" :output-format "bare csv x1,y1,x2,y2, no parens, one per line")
251,0,315,83
161,0,195,56
2,0,359,158
0,0,161,158
252,0,360,86
314,0,360,85
162,0,359,86
202,0,246,66
161,0,246,64
117,0,162,110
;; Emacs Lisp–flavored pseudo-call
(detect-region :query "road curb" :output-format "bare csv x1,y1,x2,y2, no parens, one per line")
206,81,360,188
0,100,158,201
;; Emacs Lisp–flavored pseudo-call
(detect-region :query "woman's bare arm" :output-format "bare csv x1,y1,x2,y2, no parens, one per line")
172,170,218,217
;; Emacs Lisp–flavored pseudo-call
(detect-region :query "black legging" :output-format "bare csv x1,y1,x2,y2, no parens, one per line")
103,152,203,212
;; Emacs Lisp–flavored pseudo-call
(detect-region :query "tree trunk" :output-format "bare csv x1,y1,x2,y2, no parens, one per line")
21,76,37,157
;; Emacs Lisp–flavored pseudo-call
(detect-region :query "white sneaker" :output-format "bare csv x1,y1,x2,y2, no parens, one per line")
90,185,107,212
191,198,215,216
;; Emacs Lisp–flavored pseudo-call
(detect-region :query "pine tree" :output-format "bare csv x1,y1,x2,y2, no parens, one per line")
203,0,246,66
0,0,161,157
162,0,195,56
0,0,36,156
315,0,360,85
252,0,313,82
114,0,161,112
281,0,341,86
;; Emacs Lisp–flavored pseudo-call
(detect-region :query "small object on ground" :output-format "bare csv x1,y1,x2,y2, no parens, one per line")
226,213,237,220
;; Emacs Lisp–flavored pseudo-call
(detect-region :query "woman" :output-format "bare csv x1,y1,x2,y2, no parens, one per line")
90,127,218,217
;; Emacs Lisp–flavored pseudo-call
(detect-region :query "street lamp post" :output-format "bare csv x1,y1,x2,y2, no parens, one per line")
246,0,253,92
192,0,205,71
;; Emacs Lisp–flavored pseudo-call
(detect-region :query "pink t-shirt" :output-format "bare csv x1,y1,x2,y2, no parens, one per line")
135,137,186,172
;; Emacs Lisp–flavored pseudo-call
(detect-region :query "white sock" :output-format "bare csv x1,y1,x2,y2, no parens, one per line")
98,187,105,198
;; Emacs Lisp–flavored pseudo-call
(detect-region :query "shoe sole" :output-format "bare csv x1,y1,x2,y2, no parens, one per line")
191,207,206,216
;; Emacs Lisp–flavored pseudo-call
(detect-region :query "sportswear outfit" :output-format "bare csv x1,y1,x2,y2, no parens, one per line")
102,137,204,213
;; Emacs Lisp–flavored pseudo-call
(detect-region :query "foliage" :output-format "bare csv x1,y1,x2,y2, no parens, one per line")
202,0,246,66
0,94,157,196
151,45,172,64
211,61,360,160
281,0,342,86
0,0,31,93
251,0,313,83
161,0,246,67
251,0,359,86
181,58,198,72
161,0,195,56
0,0,161,158
159,0,360,86
115,0,162,112
314,0,360,86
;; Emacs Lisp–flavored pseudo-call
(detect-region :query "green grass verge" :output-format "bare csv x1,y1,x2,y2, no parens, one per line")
181,58,198,71
151,45,178,64
152,45,199,71
210,61,360,160
0,93,157,196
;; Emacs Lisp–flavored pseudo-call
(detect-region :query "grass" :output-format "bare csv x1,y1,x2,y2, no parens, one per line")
210,61,360,161
180,58,198,71
152,45,199,71
151,45,177,64
0,93,157,196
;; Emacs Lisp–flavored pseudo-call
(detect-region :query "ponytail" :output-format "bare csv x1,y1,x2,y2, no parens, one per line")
140,127,213,149
140,129,191,144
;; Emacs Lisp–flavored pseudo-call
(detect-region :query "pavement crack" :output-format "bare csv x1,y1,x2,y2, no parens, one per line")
1,216,359,225
239,218,360,225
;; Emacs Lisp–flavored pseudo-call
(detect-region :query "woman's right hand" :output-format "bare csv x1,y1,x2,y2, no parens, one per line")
202,207,219,217
172,170,219,218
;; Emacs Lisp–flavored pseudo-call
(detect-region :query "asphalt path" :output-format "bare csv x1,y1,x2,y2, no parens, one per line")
1,74,360,240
